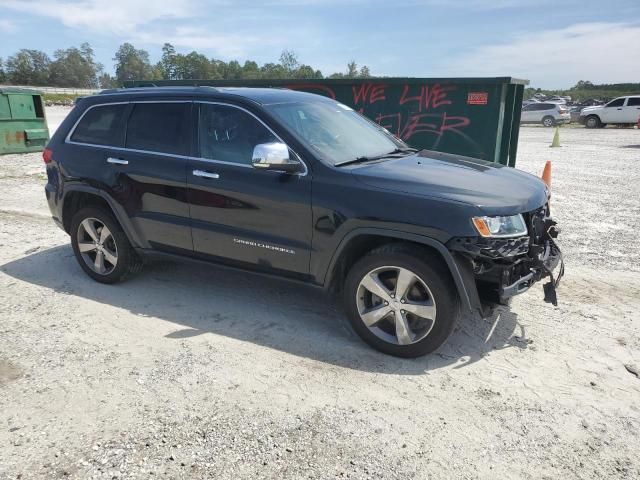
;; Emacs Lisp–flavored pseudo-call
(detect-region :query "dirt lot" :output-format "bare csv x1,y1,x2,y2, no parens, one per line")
1,109,639,479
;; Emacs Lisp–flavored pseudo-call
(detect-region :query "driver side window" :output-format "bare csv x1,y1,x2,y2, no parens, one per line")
606,98,625,108
198,103,277,165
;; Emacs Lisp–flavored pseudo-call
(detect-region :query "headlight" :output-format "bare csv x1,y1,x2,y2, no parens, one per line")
472,214,528,238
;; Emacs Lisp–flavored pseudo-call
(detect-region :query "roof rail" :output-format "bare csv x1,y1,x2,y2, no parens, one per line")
98,85,219,95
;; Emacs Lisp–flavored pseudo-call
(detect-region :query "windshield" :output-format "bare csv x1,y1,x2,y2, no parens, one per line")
266,101,404,165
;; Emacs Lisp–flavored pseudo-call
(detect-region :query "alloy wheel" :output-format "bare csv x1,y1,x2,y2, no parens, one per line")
356,266,437,345
76,217,118,275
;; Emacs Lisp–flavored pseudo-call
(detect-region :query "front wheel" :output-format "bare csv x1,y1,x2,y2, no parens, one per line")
585,115,601,128
343,244,460,357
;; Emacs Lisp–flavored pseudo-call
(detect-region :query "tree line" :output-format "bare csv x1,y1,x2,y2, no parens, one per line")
0,43,372,88
525,80,640,102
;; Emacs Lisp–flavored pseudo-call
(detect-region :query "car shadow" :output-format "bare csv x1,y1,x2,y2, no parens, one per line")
1,245,530,375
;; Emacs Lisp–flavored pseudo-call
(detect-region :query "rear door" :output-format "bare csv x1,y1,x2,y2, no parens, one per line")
67,101,193,251
119,101,193,252
623,97,640,123
186,102,312,277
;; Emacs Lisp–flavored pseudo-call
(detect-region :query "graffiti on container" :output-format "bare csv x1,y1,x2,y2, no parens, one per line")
375,112,471,143
398,84,455,111
285,82,479,153
352,83,387,104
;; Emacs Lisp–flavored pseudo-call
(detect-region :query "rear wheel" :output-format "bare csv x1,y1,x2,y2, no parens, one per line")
70,206,142,283
585,115,601,128
541,116,555,127
343,244,459,357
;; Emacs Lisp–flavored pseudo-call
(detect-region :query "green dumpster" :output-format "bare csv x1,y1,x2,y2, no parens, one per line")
0,88,50,155
124,77,528,166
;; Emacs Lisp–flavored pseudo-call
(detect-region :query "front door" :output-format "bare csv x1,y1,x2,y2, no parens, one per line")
520,104,535,123
187,102,312,277
600,98,625,123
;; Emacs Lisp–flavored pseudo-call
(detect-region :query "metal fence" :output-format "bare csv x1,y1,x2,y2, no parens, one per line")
0,85,99,95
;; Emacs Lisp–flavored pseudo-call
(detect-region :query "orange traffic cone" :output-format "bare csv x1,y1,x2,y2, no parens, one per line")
541,160,552,188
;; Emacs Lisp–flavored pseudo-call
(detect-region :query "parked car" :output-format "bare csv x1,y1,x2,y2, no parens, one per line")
579,95,640,128
569,106,585,123
43,87,563,358
520,102,570,127
546,97,567,105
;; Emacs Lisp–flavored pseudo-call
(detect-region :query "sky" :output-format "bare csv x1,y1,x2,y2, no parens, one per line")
0,0,639,88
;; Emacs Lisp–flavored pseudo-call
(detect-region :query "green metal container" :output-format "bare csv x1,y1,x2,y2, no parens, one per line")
0,88,50,155
125,77,528,166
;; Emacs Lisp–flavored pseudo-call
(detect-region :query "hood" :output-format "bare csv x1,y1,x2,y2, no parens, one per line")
351,151,548,215
580,105,602,114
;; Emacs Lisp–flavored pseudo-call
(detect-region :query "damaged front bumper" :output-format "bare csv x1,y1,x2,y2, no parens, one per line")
499,235,564,305
448,203,565,314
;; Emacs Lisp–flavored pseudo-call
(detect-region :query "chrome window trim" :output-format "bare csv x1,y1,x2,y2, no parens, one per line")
64,101,129,145
65,100,309,176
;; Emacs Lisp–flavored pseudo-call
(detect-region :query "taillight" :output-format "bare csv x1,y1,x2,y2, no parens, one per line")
43,148,53,164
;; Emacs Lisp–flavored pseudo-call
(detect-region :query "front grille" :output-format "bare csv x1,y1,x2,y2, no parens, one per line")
450,236,530,259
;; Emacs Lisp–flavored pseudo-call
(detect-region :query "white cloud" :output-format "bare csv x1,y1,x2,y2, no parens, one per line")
0,0,302,60
447,22,640,88
1,0,195,35
0,19,18,33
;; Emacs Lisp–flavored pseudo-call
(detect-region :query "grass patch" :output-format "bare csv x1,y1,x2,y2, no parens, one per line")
43,93,81,106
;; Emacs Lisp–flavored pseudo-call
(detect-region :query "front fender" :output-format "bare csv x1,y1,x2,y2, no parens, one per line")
322,227,483,315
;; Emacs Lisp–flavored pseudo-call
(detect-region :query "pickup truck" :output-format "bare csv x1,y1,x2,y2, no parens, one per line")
580,95,640,128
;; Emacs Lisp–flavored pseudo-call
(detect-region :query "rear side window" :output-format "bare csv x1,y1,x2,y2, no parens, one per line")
627,98,640,106
70,104,127,146
126,103,191,156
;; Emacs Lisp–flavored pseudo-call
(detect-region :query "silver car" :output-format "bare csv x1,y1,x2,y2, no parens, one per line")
520,102,571,127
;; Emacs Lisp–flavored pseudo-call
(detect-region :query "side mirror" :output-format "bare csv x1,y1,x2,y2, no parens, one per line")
252,142,303,174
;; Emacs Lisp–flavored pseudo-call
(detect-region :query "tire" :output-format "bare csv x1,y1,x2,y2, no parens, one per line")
343,243,460,358
541,116,555,127
70,206,142,284
585,115,601,129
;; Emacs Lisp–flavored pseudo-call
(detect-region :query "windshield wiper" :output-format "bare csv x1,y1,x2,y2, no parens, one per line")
335,147,418,167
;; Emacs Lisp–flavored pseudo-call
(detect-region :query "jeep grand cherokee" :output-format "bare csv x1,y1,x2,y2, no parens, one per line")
44,87,563,357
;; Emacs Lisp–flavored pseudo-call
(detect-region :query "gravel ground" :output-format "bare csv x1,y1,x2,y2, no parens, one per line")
1,109,639,479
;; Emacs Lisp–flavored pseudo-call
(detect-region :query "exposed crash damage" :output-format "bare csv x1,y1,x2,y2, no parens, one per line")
449,202,564,314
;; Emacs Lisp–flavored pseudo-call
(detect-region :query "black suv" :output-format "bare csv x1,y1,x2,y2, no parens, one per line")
44,87,563,357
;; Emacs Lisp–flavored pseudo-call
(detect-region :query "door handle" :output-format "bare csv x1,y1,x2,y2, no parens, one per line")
193,169,220,179
107,157,128,165
617,108,623,110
